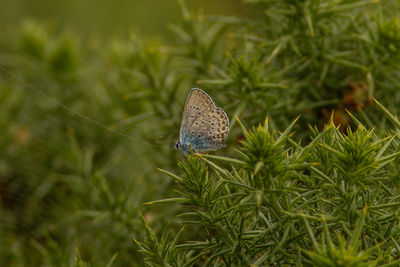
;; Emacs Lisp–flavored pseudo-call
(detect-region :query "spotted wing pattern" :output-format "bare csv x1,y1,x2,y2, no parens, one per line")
180,88,229,152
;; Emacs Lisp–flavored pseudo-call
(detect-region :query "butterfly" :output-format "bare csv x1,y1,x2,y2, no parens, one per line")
175,88,229,154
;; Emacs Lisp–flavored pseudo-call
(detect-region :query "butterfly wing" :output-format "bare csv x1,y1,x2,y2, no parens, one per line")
180,88,229,152
179,88,214,142
190,107,229,152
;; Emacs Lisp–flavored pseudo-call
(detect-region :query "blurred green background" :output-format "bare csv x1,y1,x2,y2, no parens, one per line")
0,0,244,38
0,0,247,266
2,0,400,266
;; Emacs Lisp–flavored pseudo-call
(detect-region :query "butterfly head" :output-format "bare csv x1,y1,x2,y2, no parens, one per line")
175,141,181,150
174,141,192,154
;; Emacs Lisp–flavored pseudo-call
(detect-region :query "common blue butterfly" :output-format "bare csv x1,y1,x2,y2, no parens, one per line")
175,88,229,154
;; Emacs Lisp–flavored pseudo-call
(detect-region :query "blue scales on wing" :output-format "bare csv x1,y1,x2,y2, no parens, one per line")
179,88,229,153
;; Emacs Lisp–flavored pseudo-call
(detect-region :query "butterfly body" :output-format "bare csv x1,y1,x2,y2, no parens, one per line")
176,88,229,154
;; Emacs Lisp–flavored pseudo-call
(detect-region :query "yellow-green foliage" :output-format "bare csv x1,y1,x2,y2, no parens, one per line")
1,0,400,266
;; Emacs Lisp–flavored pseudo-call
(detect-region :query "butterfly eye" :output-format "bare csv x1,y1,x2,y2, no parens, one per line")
175,142,179,149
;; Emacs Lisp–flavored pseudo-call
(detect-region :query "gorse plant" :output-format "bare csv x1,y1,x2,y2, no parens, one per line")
303,208,378,267
1,0,400,266
239,117,299,180
140,109,400,266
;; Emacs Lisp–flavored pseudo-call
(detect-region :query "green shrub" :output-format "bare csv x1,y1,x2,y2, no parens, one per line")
1,0,400,266
139,114,400,266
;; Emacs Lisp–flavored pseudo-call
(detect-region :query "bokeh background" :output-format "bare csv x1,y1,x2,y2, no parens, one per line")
0,1,246,266
0,0,244,37
1,0,400,266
